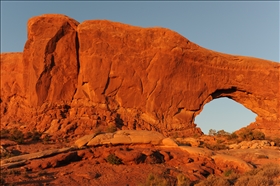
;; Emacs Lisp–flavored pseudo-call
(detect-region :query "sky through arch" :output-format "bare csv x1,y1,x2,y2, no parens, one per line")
194,98,257,134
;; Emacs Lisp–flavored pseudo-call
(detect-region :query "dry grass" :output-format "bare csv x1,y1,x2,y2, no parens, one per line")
194,175,230,186
193,163,280,186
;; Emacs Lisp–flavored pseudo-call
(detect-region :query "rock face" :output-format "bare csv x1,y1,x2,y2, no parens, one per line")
23,14,79,106
1,14,279,138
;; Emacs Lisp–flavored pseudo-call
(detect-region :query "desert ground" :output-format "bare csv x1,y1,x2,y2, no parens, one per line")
1,128,280,186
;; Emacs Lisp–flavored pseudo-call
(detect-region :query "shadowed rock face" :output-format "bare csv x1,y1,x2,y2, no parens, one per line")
1,14,279,138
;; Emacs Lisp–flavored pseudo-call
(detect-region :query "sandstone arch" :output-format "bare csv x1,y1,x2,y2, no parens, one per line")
1,14,279,138
194,91,258,133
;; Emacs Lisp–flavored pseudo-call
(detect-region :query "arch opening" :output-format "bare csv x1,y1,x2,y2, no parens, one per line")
194,97,257,134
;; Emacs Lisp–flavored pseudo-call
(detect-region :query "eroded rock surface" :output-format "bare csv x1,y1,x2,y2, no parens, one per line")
74,130,178,147
1,14,279,138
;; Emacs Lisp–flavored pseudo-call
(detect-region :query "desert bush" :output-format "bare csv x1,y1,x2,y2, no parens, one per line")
94,172,101,179
227,132,238,140
256,154,268,159
238,128,265,141
0,151,13,159
235,163,280,186
178,141,192,146
271,137,280,147
224,169,233,177
176,174,192,186
234,175,272,186
106,154,122,165
216,139,224,144
7,169,21,176
26,130,42,141
252,131,265,140
216,130,230,136
171,132,179,139
258,164,280,178
141,173,169,186
0,129,10,138
0,178,5,185
9,128,25,144
37,170,48,177
208,129,217,136
42,134,52,144
195,174,230,186
1,128,43,144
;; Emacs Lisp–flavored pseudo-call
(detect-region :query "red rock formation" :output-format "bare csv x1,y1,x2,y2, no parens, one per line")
23,14,79,106
1,14,279,138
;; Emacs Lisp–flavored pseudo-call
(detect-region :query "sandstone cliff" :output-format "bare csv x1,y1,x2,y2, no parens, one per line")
1,14,279,138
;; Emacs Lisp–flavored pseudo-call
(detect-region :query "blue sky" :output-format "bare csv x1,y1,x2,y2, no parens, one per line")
1,1,279,133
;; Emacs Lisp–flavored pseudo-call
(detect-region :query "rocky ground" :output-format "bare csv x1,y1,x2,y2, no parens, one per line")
1,130,280,186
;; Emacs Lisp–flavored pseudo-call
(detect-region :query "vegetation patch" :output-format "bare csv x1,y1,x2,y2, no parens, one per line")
106,154,122,165
238,128,265,141
0,128,44,144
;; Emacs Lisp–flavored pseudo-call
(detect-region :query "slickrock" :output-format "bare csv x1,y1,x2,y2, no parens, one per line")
1,14,279,139
0,147,74,167
211,154,254,172
179,146,215,157
74,133,99,148
76,130,178,147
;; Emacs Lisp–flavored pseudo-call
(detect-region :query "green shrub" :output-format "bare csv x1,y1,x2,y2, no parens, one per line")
224,169,233,177
106,154,122,165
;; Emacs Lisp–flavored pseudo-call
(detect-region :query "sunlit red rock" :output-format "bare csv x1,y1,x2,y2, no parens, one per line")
0,14,279,138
